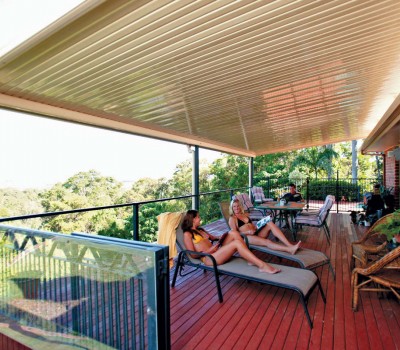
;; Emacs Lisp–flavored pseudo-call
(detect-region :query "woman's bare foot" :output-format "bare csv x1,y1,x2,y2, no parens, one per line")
289,241,302,255
259,263,280,274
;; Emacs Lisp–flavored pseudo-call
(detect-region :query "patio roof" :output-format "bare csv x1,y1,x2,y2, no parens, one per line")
1,0,400,156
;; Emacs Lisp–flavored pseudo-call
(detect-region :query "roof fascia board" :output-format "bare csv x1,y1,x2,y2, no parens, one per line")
361,94,400,153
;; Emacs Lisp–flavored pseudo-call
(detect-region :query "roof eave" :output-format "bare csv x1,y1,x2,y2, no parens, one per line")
361,94,400,154
0,93,255,157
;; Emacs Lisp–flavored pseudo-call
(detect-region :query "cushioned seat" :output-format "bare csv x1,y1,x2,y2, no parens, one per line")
219,201,335,278
246,243,335,278
294,195,335,244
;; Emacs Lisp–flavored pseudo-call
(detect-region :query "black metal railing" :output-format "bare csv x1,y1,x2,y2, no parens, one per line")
258,176,382,213
0,187,250,242
0,177,388,243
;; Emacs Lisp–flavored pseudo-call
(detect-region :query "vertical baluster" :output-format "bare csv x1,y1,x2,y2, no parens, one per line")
107,274,114,346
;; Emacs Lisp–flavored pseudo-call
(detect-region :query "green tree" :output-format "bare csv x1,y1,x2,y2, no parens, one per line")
325,144,335,179
332,142,381,179
333,142,353,178
292,146,338,179
0,188,43,228
40,170,125,234
126,177,169,200
209,155,249,190
253,152,295,184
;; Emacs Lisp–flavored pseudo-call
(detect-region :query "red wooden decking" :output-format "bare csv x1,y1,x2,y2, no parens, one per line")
170,213,400,350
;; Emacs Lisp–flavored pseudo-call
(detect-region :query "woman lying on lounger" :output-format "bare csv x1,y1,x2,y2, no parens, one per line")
229,199,301,255
182,210,280,274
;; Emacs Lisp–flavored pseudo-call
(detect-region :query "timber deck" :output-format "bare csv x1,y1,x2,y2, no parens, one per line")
169,213,400,350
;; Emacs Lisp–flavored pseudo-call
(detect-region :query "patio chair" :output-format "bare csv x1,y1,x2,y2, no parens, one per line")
218,201,335,278
170,212,326,328
351,246,400,311
294,195,335,244
350,213,392,269
251,186,273,204
232,193,265,221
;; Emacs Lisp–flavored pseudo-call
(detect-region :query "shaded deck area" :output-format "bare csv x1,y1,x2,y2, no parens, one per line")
170,213,400,349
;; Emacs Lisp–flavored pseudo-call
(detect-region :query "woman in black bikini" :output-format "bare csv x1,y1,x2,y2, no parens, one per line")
182,210,280,274
229,199,301,255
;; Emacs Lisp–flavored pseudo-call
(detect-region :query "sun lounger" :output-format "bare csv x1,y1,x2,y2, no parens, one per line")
170,215,326,328
243,238,335,278
218,201,335,278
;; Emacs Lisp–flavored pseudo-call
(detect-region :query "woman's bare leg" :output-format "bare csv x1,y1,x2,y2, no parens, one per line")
209,240,280,274
224,229,243,244
258,222,301,253
245,235,300,255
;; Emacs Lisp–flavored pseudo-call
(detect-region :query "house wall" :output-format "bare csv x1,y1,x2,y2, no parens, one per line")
384,149,400,209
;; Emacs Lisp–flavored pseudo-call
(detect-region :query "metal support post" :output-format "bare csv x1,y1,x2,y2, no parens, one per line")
192,145,200,210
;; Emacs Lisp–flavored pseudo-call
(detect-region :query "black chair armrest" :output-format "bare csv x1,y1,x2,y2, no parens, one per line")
181,249,219,268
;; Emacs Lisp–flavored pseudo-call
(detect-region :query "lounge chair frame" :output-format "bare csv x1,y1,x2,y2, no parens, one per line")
240,235,336,279
171,220,326,328
219,201,335,278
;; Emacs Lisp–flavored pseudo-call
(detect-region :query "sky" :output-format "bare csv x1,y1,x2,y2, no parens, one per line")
0,0,222,190
0,110,222,189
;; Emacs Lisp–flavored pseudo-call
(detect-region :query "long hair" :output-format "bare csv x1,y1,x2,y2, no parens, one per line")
181,210,199,236
229,199,244,216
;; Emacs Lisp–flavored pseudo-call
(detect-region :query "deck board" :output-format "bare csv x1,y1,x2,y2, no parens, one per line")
170,213,399,349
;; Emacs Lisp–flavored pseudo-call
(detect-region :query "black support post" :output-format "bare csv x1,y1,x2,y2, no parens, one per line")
192,145,200,210
249,157,254,197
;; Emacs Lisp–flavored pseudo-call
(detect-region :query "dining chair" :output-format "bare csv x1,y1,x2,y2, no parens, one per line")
251,186,273,204
294,195,335,244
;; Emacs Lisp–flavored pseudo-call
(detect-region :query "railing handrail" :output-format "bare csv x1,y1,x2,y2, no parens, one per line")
0,186,250,223
1,176,385,224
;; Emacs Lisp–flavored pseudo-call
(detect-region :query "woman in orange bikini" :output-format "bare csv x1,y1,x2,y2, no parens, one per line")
229,199,301,255
182,210,280,274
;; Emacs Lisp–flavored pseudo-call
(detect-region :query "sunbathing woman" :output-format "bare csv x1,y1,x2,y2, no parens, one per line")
229,199,301,255
182,210,280,274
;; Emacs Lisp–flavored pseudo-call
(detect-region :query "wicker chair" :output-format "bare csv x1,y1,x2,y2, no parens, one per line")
350,214,393,269
351,246,400,311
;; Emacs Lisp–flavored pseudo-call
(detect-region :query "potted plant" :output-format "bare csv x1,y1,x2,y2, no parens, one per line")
373,209,400,250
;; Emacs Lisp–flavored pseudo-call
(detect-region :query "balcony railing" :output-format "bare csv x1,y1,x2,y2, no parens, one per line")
0,178,386,243
0,224,169,349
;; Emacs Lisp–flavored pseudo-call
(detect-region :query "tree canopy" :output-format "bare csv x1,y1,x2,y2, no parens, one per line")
0,141,382,242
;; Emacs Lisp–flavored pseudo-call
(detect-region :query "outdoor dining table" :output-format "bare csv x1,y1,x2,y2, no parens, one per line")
255,201,306,241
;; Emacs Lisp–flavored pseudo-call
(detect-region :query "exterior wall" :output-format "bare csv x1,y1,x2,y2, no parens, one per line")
384,150,400,209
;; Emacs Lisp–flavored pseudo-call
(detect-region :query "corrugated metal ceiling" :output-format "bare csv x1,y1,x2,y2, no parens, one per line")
1,0,400,156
